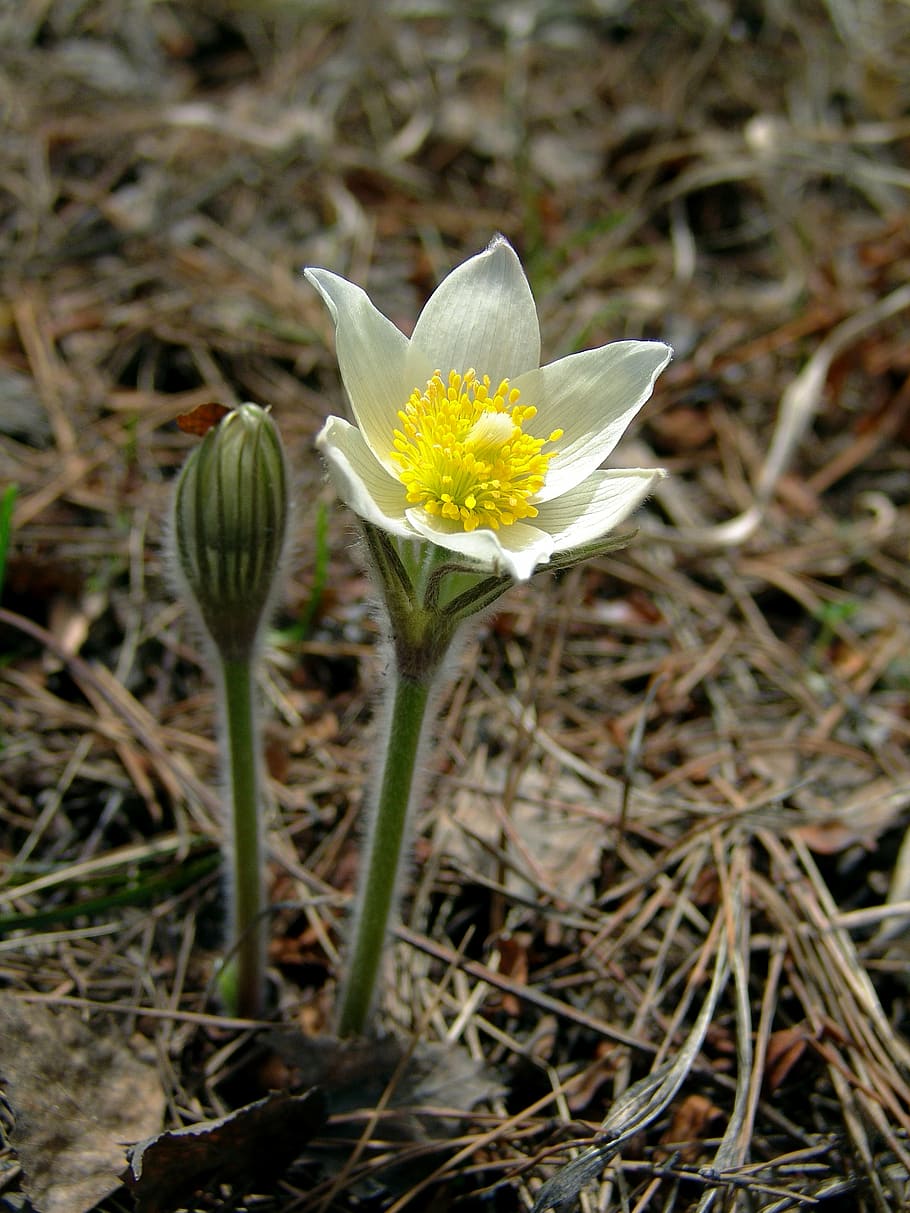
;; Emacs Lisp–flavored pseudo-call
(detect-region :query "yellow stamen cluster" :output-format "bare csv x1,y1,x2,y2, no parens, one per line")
391,369,562,533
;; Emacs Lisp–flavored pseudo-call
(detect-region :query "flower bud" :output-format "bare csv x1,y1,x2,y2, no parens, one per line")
173,404,289,660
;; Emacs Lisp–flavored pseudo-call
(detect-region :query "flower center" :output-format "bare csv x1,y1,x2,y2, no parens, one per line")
391,370,562,533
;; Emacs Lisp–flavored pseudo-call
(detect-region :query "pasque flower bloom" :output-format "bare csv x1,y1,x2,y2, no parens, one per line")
306,236,671,581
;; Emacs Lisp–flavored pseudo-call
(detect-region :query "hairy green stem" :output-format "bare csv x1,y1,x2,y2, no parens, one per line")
221,655,265,1018
338,671,432,1037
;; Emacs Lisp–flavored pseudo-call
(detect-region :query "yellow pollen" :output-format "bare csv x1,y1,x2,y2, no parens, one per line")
391,369,562,533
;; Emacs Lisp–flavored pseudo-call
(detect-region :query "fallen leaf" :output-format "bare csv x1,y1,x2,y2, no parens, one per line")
791,777,910,853
658,1094,724,1162
764,1024,812,1093
566,1047,618,1113
790,819,861,855
496,933,530,1017
175,401,230,435
122,1088,326,1213
0,993,165,1213
271,1033,501,1129
436,751,607,905
267,1034,502,1200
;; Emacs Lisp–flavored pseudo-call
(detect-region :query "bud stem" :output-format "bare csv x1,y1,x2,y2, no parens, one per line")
170,403,289,1018
220,654,266,1019
337,670,433,1038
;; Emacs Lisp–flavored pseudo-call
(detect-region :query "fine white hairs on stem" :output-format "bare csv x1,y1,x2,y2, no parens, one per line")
170,403,291,1018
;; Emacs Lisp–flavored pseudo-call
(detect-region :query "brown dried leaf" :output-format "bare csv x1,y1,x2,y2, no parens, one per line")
175,401,230,436
791,777,910,853
270,1033,502,1136
659,1094,724,1163
497,934,529,1017
764,1024,812,1094
438,753,606,904
0,994,165,1213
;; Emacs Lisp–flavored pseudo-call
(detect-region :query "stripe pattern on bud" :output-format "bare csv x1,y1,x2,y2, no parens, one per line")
173,403,289,660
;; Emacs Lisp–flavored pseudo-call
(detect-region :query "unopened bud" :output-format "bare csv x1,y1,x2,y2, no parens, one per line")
173,404,289,660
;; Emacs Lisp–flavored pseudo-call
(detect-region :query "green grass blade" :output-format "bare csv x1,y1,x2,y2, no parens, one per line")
0,482,17,599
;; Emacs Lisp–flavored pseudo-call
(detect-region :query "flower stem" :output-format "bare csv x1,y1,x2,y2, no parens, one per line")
220,654,265,1018
337,671,432,1037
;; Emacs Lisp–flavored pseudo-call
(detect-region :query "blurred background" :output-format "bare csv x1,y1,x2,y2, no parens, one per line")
1,3,910,1210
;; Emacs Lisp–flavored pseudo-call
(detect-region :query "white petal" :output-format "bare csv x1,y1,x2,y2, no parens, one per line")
406,236,540,387
406,510,554,581
536,468,666,550
305,268,408,474
516,340,671,503
316,415,414,539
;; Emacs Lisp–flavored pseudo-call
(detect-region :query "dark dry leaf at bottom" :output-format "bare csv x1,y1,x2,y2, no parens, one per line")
271,1031,504,1137
269,1033,504,1201
121,1088,326,1213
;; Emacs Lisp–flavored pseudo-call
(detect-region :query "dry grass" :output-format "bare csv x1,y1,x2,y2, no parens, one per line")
1,2,910,1210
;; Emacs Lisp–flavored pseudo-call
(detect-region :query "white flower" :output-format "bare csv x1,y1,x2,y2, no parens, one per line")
306,236,671,581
